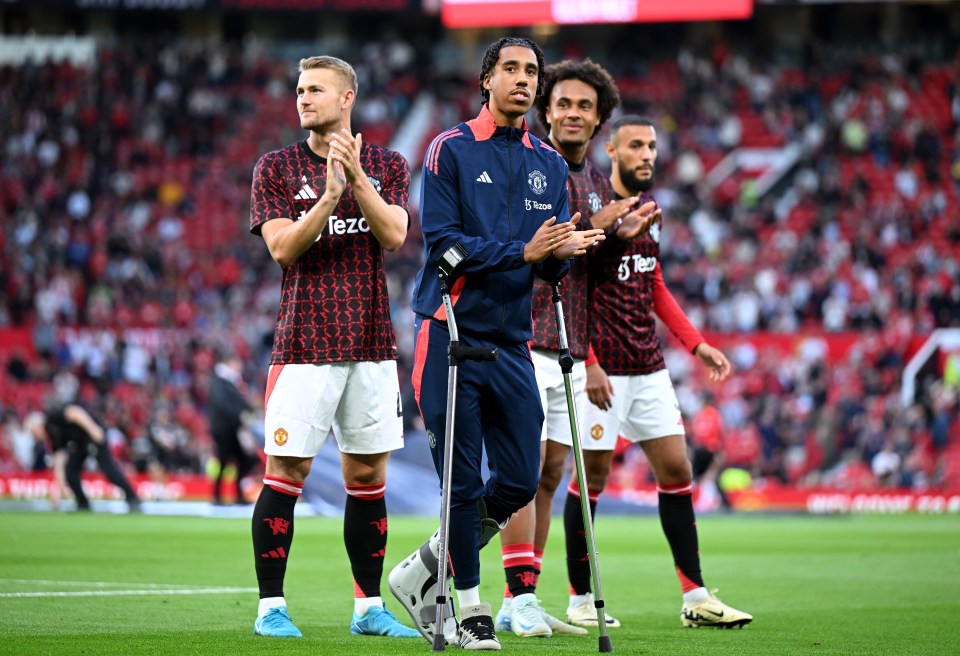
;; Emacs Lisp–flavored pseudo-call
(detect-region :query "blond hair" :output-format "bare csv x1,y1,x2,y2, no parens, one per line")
298,55,358,94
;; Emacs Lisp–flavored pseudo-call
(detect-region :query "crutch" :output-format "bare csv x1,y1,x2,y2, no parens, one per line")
552,282,613,653
433,246,498,652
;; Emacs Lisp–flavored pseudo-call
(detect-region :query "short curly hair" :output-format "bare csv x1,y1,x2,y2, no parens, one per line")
534,59,621,139
479,37,546,103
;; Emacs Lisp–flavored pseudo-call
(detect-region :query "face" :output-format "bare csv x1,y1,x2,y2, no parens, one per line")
483,45,539,122
607,124,657,193
296,67,352,133
545,78,600,152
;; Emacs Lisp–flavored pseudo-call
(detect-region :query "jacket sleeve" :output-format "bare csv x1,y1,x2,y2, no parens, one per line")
420,141,529,277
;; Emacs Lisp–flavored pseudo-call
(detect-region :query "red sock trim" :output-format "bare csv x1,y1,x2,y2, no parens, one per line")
676,566,700,593
345,483,386,500
658,483,693,496
501,543,534,569
263,476,303,497
567,480,601,502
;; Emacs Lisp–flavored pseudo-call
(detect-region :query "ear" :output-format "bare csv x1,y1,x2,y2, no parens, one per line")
605,140,616,161
341,88,355,111
482,74,492,92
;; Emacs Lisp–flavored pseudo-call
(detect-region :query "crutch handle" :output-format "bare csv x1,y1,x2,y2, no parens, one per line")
451,345,499,363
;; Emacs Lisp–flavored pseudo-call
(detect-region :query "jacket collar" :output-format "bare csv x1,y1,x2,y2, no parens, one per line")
467,104,534,148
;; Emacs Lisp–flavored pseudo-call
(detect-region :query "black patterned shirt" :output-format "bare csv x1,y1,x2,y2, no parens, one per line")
250,140,409,364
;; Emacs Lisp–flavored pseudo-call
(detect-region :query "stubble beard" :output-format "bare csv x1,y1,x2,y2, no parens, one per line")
301,112,338,135
554,131,591,156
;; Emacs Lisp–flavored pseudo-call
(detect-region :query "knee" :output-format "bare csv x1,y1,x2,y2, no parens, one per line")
538,462,563,496
266,455,312,483
584,460,612,494
489,478,539,517
657,459,693,487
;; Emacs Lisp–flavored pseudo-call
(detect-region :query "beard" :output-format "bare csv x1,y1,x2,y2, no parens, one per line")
300,112,337,134
620,161,655,193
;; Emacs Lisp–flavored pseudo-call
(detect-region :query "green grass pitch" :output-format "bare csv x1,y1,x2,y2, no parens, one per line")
1,512,958,655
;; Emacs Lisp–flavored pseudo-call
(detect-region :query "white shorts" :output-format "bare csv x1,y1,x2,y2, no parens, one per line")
531,349,587,446
263,361,404,457
579,368,685,449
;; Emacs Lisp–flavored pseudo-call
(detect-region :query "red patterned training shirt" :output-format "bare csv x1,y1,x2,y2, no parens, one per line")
250,140,410,364
587,192,665,376
530,156,616,360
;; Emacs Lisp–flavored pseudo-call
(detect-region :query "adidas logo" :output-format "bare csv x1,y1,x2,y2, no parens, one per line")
294,184,318,200
476,171,493,184
261,547,288,558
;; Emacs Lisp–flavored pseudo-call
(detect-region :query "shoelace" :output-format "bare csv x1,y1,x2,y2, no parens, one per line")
514,599,544,626
463,617,496,640
264,609,292,625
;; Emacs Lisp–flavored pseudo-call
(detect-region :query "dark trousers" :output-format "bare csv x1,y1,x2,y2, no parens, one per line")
212,431,257,503
65,440,139,508
412,318,543,589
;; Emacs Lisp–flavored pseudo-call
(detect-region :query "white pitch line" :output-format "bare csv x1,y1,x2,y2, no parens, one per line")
0,579,200,589
0,587,258,598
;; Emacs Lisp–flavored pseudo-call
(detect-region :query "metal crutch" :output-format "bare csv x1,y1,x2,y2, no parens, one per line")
552,282,613,653
433,250,498,651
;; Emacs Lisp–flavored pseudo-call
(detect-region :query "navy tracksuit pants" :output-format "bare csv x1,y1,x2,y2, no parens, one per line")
412,317,543,589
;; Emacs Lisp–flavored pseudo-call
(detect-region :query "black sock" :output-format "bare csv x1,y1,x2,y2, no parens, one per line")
344,488,388,599
505,565,537,597
252,483,299,598
564,491,597,595
658,490,704,590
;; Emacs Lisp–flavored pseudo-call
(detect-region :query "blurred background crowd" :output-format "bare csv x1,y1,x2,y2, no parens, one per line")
1,1,958,502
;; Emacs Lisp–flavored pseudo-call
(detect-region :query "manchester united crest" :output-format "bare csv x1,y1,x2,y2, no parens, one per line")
588,191,603,214
273,427,289,447
590,424,604,440
650,220,660,243
527,169,547,196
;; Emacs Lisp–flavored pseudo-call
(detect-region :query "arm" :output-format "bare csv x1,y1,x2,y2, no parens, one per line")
64,404,106,444
421,142,572,276
255,151,344,268
651,264,731,382
589,195,641,231
616,201,661,240
532,174,603,283
585,361,614,410
328,130,408,251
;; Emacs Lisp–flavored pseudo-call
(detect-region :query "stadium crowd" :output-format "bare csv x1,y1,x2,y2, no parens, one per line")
1,22,958,499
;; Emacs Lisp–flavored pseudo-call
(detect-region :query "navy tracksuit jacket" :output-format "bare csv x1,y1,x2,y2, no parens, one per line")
411,105,572,588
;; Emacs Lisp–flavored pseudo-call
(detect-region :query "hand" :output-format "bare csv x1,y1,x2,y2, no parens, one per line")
553,226,605,260
616,201,661,240
523,214,579,263
589,195,640,230
327,129,364,184
325,146,346,199
585,362,614,410
693,343,731,383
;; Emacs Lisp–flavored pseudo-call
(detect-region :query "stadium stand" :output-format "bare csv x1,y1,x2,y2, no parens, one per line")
0,4,958,505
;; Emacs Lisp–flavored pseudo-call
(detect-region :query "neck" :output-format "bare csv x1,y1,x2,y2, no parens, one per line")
549,135,587,166
487,102,525,129
307,131,329,157
306,120,350,158
610,175,633,198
